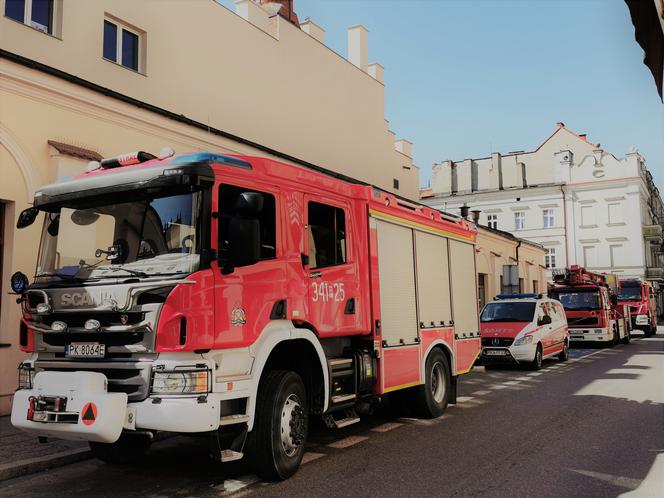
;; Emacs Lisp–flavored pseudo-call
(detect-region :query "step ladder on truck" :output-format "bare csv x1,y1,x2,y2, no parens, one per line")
10,149,481,481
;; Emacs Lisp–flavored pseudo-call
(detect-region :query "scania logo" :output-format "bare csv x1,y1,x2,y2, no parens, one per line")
492,338,500,346
60,293,96,307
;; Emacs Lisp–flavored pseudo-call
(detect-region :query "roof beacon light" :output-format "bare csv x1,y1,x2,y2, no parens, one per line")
100,151,156,169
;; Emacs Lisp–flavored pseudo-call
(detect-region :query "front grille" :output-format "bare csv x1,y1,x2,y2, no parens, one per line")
42,365,150,401
41,312,144,328
42,330,146,347
482,337,514,347
567,317,599,327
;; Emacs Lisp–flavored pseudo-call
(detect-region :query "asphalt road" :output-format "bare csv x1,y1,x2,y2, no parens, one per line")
2,331,663,498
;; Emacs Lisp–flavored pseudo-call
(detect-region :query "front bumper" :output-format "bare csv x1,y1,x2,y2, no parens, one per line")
11,370,222,443
568,327,611,342
480,343,536,364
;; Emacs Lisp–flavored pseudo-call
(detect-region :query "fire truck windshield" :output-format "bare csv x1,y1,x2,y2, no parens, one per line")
553,289,601,311
618,286,642,301
34,191,203,283
480,302,536,322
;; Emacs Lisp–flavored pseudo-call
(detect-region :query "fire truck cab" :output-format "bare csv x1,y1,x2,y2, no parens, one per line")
10,150,481,480
549,266,631,345
618,279,658,337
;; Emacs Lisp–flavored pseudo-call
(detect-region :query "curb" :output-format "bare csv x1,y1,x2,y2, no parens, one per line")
0,447,92,482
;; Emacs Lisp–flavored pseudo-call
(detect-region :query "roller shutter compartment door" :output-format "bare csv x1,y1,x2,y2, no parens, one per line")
376,220,417,346
448,239,479,336
415,231,452,327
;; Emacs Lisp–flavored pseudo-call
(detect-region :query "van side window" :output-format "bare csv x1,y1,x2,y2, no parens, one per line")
219,184,276,263
308,202,346,269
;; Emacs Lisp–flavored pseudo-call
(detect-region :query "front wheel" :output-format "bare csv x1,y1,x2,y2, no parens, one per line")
89,433,152,464
249,370,308,481
415,349,451,418
530,344,543,370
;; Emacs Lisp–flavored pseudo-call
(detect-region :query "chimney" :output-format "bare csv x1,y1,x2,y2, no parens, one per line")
347,25,368,71
460,204,470,219
259,0,300,26
394,139,412,159
368,63,384,84
300,18,324,42
556,122,565,128
471,210,481,224
235,0,269,32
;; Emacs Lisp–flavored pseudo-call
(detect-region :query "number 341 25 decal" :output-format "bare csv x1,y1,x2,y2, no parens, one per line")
311,281,345,303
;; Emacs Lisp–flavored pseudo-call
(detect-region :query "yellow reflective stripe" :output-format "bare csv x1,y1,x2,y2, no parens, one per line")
383,381,422,393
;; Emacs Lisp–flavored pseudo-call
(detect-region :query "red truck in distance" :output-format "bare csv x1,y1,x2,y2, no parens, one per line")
549,266,631,346
618,279,658,337
10,150,481,480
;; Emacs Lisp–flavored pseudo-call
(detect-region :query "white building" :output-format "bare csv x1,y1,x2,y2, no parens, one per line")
421,123,664,286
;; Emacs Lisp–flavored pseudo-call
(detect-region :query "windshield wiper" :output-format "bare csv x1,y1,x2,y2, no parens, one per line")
34,272,86,282
104,267,149,278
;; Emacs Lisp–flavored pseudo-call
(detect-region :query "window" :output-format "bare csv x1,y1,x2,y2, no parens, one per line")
514,211,525,230
487,214,498,230
542,209,554,228
478,273,487,309
544,248,556,269
219,185,276,264
5,0,54,34
532,280,538,294
609,244,623,267
393,178,399,190
308,202,346,269
103,18,142,72
582,245,596,268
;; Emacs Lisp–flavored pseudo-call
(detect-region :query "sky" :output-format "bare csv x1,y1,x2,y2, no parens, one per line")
219,0,664,188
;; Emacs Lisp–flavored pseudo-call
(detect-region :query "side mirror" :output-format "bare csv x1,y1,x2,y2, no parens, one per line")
16,208,38,229
538,315,552,326
222,216,260,274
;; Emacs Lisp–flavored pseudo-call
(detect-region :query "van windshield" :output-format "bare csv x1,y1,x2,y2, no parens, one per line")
481,302,536,323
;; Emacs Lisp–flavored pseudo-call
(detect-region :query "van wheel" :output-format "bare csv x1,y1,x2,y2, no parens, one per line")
558,341,569,362
530,345,543,370
89,433,151,464
415,349,451,418
249,370,308,481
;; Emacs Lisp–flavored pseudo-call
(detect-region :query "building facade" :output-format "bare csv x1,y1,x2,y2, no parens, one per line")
0,0,420,414
421,123,664,289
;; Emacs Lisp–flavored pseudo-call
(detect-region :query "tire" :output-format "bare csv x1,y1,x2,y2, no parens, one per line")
530,344,543,370
248,370,308,481
415,349,451,418
89,433,151,464
558,340,569,362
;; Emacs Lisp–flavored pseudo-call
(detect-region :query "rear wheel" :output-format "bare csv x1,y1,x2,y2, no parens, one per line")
530,344,543,370
415,349,451,418
89,433,151,464
558,340,569,362
248,370,308,481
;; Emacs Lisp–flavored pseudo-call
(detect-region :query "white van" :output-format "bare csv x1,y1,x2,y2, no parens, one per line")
479,294,570,369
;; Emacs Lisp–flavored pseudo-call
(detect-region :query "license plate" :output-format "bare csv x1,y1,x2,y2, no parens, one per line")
485,349,508,356
66,343,105,358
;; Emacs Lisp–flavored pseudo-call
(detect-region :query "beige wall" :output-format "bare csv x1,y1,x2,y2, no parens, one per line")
475,227,547,308
0,0,419,197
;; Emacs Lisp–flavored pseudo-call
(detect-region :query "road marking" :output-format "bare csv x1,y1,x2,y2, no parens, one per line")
569,468,641,490
371,422,403,433
471,390,492,396
502,381,521,386
327,435,368,449
527,372,543,376
514,376,533,381
456,396,474,402
301,452,326,464
218,474,261,494
488,384,508,390
398,417,437,426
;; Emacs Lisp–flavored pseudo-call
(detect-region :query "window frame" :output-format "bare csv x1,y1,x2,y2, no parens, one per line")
102,16,144,73
544,247,556,269
306,200,349,270
542,208,554,228
487,214,498,230
5,0,59,37
514,211,525,231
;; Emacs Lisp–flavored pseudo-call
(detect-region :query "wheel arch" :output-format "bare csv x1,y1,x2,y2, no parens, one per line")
421,340,454,377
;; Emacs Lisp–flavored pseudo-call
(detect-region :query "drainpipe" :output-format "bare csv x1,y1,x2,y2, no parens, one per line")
516,239,522,292
560,184,569,267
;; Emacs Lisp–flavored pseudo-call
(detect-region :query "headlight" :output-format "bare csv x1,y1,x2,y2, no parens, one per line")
17,364,34,390
514,335,533,346
151,370,210,395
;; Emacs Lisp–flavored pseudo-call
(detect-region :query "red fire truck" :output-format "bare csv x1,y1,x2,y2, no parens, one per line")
618,279,658,337
549,266,631,345
10,150,481,480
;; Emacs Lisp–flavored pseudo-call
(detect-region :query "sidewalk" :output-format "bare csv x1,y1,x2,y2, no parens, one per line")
0,416,90,481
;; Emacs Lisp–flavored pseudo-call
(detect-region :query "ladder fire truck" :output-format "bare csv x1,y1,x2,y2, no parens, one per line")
548,266,631,345
10,150,481,480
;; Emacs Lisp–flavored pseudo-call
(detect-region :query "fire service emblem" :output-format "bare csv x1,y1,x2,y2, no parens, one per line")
231,307,247,326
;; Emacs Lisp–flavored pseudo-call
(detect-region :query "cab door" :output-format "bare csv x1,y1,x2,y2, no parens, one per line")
303,195,362,337
536,302,555,354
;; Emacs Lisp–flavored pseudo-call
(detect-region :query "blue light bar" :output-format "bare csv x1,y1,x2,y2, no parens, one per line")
495,293,542,300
